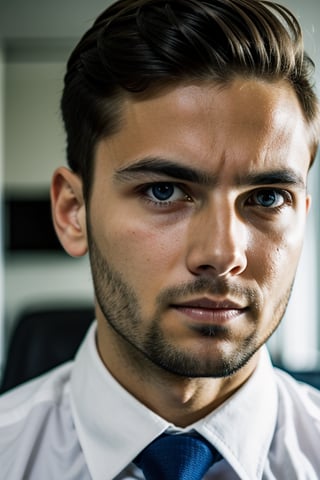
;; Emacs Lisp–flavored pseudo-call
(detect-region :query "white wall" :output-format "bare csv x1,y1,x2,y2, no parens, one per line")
4,59,65,191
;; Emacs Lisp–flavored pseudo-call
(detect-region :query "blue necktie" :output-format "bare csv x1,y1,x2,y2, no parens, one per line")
134,433,222,479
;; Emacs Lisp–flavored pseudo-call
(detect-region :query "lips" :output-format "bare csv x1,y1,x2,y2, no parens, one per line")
171,297,247,324
172,297,245,310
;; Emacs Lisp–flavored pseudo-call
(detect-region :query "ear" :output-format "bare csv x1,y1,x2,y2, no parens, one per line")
51,167,88,257
306,194,312,214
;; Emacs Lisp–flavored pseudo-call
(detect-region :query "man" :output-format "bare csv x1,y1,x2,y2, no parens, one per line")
1,0,320,478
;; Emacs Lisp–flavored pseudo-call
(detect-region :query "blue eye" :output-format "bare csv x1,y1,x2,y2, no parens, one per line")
151,183,175,201
144,182,191,204
249,189,288,208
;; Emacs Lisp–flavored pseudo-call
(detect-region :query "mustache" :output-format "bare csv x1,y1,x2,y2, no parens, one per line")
156,277,259,308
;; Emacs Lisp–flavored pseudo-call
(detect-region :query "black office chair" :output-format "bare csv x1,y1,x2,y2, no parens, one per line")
0,305,94,393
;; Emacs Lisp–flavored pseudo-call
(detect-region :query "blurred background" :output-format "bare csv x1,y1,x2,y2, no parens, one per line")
0,0,319,388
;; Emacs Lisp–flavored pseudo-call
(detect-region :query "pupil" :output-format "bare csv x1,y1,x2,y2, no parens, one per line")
152,184,174,201
260,191,275,206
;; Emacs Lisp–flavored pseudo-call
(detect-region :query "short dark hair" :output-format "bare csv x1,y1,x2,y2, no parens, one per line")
61,0,320,199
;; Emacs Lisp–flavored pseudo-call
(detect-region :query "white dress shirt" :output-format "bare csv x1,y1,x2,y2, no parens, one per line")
0,321,320,480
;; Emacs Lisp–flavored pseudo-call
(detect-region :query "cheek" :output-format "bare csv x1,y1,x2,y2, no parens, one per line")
249,222,305,293
276,211,307,272
103,219,186,281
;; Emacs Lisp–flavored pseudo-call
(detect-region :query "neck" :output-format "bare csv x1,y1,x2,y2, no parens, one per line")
96,318,259,427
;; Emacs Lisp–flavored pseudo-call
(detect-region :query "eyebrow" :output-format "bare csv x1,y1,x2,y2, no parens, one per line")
114,156,306,189
114,157,213,185
239,170,306,189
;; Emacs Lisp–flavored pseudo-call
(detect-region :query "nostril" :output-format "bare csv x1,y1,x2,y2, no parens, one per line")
187,247,248,278
199,265,212,270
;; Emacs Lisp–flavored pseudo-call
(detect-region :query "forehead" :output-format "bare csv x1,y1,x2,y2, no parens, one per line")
96,78,311,181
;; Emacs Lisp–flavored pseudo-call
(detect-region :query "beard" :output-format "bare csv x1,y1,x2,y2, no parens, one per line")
88,230,293,379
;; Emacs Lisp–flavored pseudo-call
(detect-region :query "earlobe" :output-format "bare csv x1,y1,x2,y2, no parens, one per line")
51,167,88,257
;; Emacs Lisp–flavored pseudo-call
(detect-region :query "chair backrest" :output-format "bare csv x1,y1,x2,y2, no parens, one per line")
0,306,94,393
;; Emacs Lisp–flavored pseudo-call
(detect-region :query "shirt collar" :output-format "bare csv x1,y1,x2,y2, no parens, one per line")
192,346,278,479
70,322,278,480
70,322,169,480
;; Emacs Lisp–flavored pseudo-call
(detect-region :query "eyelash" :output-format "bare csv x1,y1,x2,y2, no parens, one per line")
137,182,192,207
245,188,293,210
137,182,293,211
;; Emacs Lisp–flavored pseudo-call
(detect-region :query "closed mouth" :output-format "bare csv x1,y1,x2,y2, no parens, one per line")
171,297,246,310
170,297,247,324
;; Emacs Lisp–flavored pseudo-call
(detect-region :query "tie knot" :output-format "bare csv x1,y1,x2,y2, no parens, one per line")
134,433,221,480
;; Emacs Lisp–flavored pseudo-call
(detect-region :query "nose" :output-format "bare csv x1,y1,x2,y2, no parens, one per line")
186,199,248,278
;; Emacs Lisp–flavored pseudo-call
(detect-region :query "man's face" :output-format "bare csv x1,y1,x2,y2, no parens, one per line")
87,78,311,378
